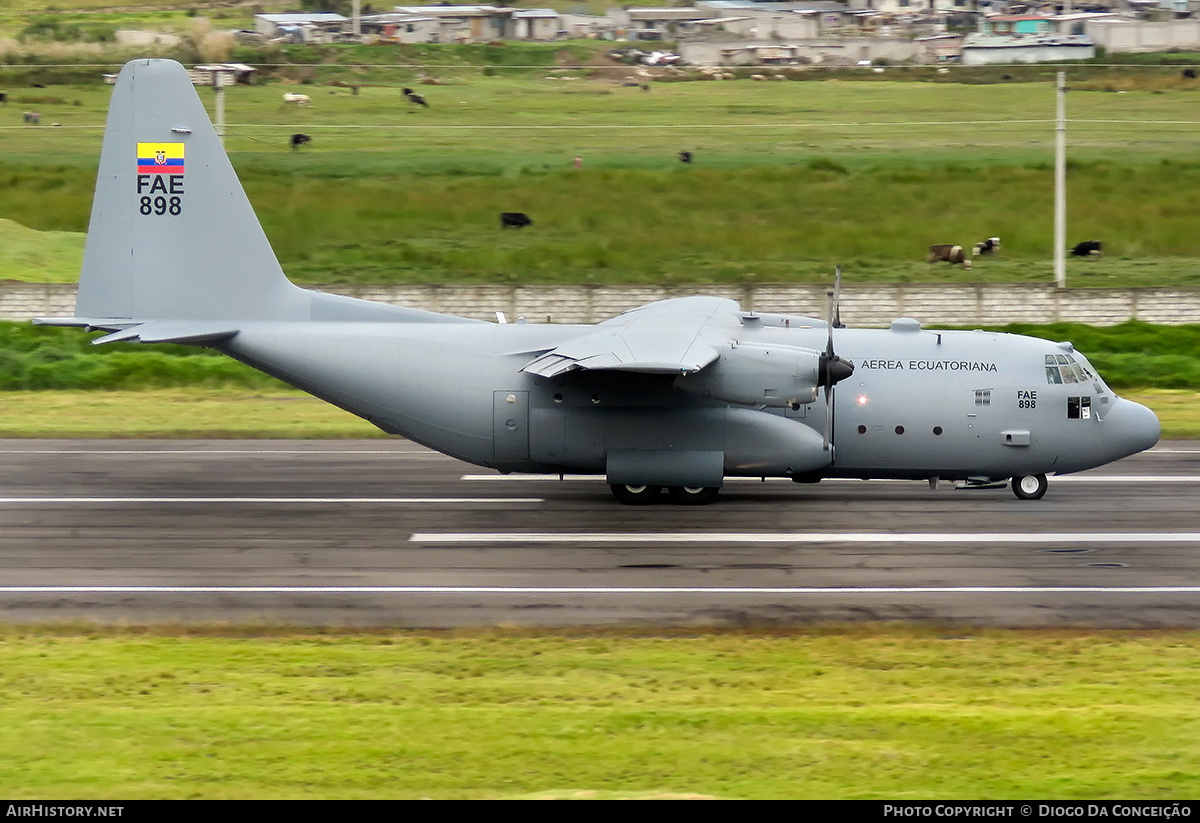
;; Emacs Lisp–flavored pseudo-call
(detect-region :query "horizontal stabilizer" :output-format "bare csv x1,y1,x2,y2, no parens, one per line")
37,316,237,345
34,317,137,332
89,321,239,346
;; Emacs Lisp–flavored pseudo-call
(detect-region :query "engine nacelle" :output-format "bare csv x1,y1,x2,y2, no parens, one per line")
675,342,823,408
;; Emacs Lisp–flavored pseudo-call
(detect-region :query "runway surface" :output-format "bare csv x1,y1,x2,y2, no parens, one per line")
2,439,1199,627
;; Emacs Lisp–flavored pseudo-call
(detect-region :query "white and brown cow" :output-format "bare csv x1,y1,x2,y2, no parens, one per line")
928,244,972,269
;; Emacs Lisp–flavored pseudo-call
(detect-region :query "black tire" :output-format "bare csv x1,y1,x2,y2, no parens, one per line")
610,484,661,505
1012,473,1048,500
667,486,720,505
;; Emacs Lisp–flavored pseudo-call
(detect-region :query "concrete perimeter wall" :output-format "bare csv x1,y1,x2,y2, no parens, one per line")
4,282,1200,327
1087,20,1200,53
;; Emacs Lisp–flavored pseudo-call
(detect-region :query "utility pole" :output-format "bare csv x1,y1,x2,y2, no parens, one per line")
213,70,227,147
1054,71,1066,289
192,65,238,146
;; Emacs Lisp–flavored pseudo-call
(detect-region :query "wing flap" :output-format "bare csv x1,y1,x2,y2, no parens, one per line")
520,296,737,378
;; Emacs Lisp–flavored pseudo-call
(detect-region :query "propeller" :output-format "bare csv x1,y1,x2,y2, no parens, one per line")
820,266,854,452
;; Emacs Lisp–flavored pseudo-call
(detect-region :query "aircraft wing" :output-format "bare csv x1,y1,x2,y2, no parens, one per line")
520,296,740,378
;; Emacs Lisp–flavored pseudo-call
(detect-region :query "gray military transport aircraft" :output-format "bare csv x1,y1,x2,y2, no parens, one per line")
38,59,1161,505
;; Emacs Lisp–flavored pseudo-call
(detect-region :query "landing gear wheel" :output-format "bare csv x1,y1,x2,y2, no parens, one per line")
610,484,661,505
1012,473,1048,500
667,486,720,505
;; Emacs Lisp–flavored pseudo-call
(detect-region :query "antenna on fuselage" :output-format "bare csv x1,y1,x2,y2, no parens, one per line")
832,265,844,329
820,265,854,452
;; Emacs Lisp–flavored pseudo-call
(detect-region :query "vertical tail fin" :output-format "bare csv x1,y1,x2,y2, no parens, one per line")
75,59,306,322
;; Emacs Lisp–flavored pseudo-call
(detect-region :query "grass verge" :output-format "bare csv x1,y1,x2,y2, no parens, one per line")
0,388,384,438
0,387,1193,439
1123,390,1200,439
0,625,1197,799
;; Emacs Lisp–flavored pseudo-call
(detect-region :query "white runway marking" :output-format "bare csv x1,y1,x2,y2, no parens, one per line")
1051,476,1200,483
411,532,1200,545
2,585,1199,595
0,497,542,505
0,449,433,456
462,474,608,482
459,474,1200,484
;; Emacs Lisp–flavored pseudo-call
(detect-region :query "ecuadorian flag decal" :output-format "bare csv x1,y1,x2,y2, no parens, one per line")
136,142,184,174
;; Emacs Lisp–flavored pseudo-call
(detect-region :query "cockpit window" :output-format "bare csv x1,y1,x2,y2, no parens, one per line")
1045,354,1091,385
1045,356,1063,384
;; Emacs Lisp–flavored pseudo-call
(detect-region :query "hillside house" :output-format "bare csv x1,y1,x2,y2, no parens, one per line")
513,9,561,40
961,14,1096,64
254,13,349,43
390,5,516,42
359,12,441,43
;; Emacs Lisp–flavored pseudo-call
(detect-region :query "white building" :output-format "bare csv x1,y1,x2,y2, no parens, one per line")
513,9,561,41
254,13,349,43
961,14,1096,65
622,8,713,40
359,12,441,43
390,5,515,42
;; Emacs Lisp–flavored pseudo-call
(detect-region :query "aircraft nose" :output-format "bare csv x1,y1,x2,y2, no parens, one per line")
1104,397,1160,460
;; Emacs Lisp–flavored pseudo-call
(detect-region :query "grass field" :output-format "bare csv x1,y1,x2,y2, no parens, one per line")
1,625,1198,799
0,388,381,438
3,68,1200,285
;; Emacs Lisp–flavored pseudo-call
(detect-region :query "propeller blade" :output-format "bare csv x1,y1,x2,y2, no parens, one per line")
821,265,853,452
823,282,835,451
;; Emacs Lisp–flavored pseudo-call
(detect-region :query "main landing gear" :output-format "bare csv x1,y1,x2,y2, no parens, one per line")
609,484,721,506
1011,473,1048,500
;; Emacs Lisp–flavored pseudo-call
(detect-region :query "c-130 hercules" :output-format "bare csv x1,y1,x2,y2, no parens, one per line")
39,60,1161,505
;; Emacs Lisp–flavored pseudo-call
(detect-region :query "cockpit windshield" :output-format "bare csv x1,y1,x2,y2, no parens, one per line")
1045,354,1093,385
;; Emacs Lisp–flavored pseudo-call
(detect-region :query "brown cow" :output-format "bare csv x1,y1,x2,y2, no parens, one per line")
928,244,972,269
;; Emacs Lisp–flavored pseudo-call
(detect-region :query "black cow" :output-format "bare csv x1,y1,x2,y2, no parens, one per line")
501,212,532,229
290,133,311,150
402,87,429,108
1071,240,1102,256
972,236,1000,256
678,150,693,164
1183,68,1196,79
928,244,972,269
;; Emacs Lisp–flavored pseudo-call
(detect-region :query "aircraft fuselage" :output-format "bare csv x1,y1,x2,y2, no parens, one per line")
218,313,1159,487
